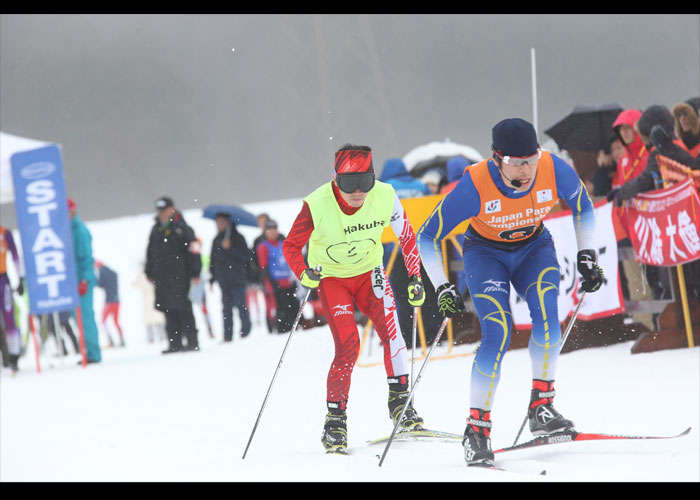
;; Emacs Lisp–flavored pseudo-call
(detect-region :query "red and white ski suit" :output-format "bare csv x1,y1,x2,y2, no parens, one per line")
283,182,421,403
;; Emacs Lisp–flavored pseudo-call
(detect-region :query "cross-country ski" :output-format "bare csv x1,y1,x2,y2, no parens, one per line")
495,427,692,454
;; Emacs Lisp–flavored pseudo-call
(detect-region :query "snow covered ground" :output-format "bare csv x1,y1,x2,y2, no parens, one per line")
1,198,698,482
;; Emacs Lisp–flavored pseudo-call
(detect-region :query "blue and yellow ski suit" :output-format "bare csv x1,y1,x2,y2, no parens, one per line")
417,151,595,411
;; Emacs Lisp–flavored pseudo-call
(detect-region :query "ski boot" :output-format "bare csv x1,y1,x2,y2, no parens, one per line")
463,408,494,466
528,379,575,436
388,376,424,431
321,402,348,454
8,354,19,375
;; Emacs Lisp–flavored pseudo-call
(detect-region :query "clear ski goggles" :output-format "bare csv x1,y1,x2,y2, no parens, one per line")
498,149,541,167
336,172,375,194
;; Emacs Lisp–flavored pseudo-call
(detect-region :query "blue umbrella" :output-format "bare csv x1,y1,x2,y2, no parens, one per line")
202,204,258,227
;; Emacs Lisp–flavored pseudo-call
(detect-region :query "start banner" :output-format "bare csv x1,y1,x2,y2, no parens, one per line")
10,144,79,315
622,179,700,267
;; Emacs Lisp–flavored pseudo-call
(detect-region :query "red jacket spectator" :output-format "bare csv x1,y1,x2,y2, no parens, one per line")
611,109,649,188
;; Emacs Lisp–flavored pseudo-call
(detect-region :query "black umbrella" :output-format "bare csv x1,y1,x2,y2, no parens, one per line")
545,102,624,153
202,204,257,227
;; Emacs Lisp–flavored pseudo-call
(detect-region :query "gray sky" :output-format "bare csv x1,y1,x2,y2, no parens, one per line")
1,14,698,227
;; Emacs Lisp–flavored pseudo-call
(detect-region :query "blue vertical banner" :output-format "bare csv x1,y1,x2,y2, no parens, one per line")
11,145,78,315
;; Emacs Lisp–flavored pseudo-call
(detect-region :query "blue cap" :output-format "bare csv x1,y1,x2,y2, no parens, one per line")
491,118,539,157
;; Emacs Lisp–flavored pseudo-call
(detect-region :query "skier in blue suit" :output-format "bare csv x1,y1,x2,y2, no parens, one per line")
417,119,604,467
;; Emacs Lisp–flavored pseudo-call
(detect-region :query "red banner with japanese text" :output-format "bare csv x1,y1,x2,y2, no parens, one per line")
622,179,700,267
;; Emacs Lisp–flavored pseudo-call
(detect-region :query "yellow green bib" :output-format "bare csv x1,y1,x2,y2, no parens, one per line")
304,180,395,278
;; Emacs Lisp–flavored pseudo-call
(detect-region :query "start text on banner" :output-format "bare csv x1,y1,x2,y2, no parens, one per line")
10,145,79,315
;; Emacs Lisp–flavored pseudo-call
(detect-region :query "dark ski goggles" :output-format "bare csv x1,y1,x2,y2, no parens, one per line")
336,172,375,194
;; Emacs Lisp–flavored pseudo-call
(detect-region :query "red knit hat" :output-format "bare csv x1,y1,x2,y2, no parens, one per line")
67,198,76,211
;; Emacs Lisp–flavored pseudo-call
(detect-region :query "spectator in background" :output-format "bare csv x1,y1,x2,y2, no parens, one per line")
132,266,166,344
44,310,80,355
610,133,627,165
643,98,700,173
609,110,650,306
609,105,680,202
591,136,621,198
608,105,683,302
257,219,299,333
611,109,648,189
379,158,430,199
0,225,25,373
190,245,215,340
671,97,700,158
251,213,272,329
668,97,700,302
441,156,470,194
421,169,443,195
648,97,700,171
250,213,271,275
209,213,252,342
145,196,202,354
245,213,267,326
640,98,700,302
94,260,124,347
252,213,286,333
68,198,101,364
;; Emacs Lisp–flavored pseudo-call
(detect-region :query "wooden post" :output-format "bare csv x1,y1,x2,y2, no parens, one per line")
676,265,695,348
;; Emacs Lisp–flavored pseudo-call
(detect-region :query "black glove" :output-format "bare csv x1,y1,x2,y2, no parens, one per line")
577,249,605,293
606,188,622,207
436,283,465,318
16,278,24,296
650,124,672,152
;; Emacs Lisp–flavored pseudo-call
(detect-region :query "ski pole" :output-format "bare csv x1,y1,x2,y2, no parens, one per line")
511,291,586,446
411,306,418,388
242,266,321,459
410,282,423,388
201,294,215,339
378,315,450,467
560,291,586,347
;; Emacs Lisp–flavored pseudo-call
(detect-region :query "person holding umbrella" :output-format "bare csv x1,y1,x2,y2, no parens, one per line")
209,212,252,341
545,102,627,196
417,118,604,467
